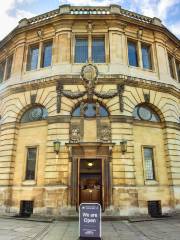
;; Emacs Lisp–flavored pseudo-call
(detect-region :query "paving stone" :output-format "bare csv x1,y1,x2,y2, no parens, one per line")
0,217,180,240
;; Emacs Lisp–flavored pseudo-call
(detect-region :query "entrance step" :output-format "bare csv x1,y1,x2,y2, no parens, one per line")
55,215,129,221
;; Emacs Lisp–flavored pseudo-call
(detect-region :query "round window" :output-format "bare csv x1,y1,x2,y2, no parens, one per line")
29,107,43,121
138,106,152,121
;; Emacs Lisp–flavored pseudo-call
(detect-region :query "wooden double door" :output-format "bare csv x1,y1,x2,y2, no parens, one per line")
79,159,102,205
70,147,112,211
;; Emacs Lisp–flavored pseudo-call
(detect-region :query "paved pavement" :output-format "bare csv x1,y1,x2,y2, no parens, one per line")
0,218,49,240
0,217,180,240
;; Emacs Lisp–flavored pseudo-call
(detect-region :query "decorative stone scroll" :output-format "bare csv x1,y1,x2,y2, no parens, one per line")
30,94,37,104
144,93,150,103
56,83,63,113
117,84,125,112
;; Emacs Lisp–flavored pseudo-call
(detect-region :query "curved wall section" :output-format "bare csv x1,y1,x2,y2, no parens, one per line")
0,5,179,217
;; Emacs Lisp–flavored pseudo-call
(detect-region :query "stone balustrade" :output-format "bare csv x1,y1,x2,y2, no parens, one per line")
28,9,59,25
18,4,162,28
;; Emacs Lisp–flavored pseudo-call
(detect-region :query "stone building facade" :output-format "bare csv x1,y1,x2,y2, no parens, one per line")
0,5,179,217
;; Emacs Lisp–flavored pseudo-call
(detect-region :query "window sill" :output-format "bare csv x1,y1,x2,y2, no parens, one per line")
22,180,36,186
25,65,52,73
171,77,179,82
144,180,158,185
72,62,107,65
128,64,140,69
128,65,155,73
142,68,154,73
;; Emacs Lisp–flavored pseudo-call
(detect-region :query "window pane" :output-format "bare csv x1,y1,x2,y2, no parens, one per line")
75,38,88,63
72,102,108,117
21,106,48,123
168,54,175,79
99,106,108,117
133,105,160,122
0,61,5,83
144,147,155,180
92,38,105,63
176,60,180,82
27,45,39,71
142,44,152,69
72,106,81,117
128,41,138,67
42,41,52,67
5,55,13,80
84,103,96,117
25,148,37,180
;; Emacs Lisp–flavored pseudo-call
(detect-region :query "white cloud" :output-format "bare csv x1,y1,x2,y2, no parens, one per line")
124,0,180,38
59,0,180,38
168,21,180,38
0,0,179,41
59,0,122,6
131,0,179,21
0,0,35,41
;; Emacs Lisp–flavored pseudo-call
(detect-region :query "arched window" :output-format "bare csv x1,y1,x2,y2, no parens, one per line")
72,102,108,118
133,104,160,122
20,106,48,123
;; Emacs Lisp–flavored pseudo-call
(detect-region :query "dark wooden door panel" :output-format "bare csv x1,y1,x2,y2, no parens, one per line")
80,189,101,203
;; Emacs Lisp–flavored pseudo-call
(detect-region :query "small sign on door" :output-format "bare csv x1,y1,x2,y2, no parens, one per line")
79,203,101,239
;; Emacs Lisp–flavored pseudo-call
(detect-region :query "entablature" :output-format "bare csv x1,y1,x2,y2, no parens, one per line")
0,73,179,100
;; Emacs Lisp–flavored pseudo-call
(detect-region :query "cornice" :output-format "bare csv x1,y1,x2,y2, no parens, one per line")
48,115,71,123
1,112,179,128
0,73,179,100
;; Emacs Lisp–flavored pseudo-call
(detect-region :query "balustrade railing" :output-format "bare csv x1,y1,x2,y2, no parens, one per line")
28,9,59,25
70,6,110,15
120,8,152,23
19,5,158,27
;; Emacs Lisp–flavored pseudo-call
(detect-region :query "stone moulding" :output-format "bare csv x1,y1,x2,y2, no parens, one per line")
0,74,179,100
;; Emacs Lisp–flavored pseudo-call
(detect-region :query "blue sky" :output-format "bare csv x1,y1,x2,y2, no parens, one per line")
0,0,180,40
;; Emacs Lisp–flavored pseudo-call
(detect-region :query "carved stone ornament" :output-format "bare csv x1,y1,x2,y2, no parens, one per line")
56,83,86,113
94,89,118,99
70,128,81,143
81,63,98,83
56,83,63,113
56,65,125,113
117,84,125,112
62,90,86,99
144,93,150,103
81,63,98,99
30,94,37,104
100,127,111,142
